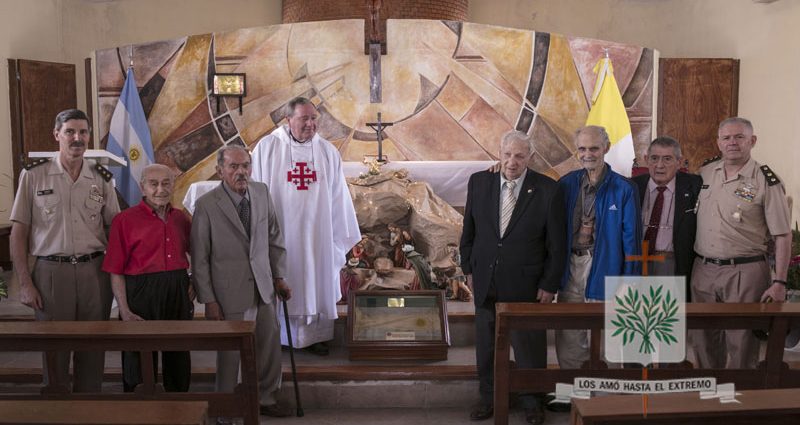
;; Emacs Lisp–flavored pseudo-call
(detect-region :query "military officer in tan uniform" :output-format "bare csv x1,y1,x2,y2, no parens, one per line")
10,109,120,392
691,117,791,369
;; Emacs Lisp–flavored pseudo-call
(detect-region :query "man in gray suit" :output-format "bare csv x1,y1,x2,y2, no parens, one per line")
191,145,292,421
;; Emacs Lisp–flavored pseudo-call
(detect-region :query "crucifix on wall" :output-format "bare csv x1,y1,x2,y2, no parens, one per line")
365,112,393,163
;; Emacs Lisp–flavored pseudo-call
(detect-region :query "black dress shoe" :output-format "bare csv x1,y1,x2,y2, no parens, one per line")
259,403,292,417
304,342,330,356
470,404,494,421
525,404,546,425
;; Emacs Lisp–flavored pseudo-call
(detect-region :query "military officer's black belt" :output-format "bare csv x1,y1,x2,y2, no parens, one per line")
39,251,104,265
698,254,765,266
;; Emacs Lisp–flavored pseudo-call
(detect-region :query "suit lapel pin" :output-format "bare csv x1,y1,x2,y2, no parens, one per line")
684,193,689,197
527,188,533,194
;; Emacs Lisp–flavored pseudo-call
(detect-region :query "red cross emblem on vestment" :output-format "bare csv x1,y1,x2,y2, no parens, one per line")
287,162,317,190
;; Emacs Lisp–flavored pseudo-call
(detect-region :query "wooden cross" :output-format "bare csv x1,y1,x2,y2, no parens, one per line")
624,240,665,277
623,239,667,418
365,112,393,162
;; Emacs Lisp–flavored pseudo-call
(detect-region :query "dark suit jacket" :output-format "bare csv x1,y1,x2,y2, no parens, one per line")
633,172,702,292
460,170,567,306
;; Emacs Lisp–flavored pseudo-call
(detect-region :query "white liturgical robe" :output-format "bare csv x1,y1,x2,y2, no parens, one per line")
251,125,361,347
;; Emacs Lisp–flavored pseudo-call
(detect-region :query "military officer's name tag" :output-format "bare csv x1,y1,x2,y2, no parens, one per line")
36,189,54,196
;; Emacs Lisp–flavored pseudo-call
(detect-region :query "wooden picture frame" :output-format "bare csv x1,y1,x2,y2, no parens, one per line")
212,73,246,97
346,290,450,361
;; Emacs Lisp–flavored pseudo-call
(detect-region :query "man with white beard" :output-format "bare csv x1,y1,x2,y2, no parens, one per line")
251,97,361,355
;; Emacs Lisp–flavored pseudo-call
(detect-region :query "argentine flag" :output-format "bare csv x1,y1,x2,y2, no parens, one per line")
586,57,635,177
106,68,154,205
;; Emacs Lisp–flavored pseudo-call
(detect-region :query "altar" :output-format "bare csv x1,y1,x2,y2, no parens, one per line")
182,160,494,212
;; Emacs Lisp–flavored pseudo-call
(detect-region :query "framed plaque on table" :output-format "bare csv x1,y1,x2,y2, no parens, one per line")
347,290,450,360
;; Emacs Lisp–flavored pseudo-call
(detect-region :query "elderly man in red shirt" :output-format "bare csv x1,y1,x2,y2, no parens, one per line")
102,163,194,392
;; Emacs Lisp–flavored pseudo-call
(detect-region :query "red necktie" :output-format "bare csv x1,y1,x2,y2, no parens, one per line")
644,187,667,254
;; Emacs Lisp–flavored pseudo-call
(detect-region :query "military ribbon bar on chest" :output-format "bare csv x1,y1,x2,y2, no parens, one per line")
288,161,317,190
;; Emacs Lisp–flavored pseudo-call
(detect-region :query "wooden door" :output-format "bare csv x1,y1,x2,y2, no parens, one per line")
658,58,739,172
7,59,77,191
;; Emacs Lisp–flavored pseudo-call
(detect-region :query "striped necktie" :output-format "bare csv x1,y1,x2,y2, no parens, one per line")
500,180,517,236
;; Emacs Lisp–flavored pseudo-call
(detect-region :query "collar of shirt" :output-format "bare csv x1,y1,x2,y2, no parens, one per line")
581,163,607,193
49,157,94,180
222,181,249,207
138,199,173,217
647,175,676,196
714,156,757,182
500,168,527,199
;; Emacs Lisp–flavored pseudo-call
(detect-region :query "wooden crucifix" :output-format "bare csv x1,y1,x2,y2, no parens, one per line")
365,112,393,162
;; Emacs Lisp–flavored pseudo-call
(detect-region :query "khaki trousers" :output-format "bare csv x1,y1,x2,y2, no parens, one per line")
555,253,597,369
32,255,112,392
690,257,770,369
216,299,282,406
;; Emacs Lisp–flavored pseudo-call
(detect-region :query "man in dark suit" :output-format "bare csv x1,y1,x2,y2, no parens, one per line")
460,131,567,424
632,136,702,296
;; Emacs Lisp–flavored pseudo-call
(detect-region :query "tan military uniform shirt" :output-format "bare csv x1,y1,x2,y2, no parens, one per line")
694,157,790,258
10,158,120,257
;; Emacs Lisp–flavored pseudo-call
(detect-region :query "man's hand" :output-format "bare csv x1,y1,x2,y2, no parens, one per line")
205,301,225,320
19,278,43,310
120,309,144,321
274,278,292,301
487,162,501,173
761,282,786,303
537,288,555,304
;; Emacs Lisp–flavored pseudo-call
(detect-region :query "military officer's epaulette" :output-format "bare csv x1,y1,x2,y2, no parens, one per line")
95,163,113,182
760,164,780,186
23,157,49,170
701,155,721,167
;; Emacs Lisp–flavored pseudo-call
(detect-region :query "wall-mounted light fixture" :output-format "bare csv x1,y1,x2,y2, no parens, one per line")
212,73,246,115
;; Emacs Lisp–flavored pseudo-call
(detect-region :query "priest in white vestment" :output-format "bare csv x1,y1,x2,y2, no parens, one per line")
251,97,361,354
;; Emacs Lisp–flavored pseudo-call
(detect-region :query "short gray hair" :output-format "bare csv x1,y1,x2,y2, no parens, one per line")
139,164,175,186
285,96,314,118
647,136,682,159
500,131,534,158
719,117,754,134
216,145,250,167
574,125,610,149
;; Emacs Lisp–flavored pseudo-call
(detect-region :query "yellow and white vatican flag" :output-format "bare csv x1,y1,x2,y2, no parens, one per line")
586,57,634,177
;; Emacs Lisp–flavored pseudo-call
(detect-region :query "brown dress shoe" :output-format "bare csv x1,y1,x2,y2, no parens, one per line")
525,404,546,425
260,403,293,417
470,404,493,421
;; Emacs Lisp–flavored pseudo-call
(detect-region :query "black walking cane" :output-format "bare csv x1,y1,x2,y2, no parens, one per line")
282,298,304,417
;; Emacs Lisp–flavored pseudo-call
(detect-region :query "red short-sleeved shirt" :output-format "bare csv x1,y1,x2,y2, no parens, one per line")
102,201,191,276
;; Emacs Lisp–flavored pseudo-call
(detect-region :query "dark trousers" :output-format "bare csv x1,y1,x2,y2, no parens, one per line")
122,270,193,392
475,299,546,408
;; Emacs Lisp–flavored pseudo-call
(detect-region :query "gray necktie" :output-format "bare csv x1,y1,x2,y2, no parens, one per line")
238,197,251,237
500,180,517,236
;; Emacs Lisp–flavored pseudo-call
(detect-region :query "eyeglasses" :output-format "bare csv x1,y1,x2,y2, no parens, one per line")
646,155,676,165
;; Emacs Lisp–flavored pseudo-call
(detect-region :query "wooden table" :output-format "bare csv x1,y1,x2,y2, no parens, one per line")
0,400,208,424
0,321,259,425
571,388,800,425
493,302,800,425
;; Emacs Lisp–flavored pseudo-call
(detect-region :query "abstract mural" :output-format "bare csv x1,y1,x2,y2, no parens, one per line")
95,19,656,207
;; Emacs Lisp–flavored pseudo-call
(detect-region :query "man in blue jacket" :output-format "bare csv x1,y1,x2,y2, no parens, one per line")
555,125,642,371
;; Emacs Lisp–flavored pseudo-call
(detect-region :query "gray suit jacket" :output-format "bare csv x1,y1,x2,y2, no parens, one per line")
191,182,287,314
